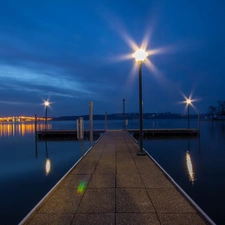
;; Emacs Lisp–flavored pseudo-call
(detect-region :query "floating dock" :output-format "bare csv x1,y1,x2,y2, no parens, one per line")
128,128,199,138
20,130,213,225
36,129,105,140
36,128,199,140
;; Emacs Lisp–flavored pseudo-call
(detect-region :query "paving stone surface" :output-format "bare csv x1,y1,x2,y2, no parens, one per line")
72,213,115,225
23,130,208,225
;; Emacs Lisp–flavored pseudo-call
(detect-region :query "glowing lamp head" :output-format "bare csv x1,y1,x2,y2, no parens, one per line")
186,99,191,105
44,101,50,107
132,49,148,62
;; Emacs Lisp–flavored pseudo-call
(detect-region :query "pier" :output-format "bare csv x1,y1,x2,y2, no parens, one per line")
36,128,199,140
36,129,105,140
129,128,199,138
20,130,212,225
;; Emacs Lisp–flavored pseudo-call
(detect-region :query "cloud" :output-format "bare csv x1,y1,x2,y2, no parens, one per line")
0,100,37,105
0,64,96,96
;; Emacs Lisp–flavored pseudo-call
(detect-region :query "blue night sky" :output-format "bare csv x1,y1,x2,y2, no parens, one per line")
0,0,225,117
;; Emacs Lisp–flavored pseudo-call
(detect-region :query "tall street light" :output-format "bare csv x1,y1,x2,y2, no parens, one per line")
132,49,148,156
186,98,191,129
44,101,50,130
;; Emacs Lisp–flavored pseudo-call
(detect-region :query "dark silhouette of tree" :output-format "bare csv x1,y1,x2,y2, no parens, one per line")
217,100,225,116
208,106,217,117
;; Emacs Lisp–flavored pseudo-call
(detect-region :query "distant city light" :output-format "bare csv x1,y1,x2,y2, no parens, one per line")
0,116,52,122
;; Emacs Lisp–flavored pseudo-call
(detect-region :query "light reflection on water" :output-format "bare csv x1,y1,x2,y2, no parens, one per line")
0,122,51,137
186,151,195,185
45,159,51,175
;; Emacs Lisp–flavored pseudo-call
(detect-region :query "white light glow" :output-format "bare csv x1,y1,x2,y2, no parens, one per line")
132,49,148,62
44,101,50,107
45,159,51,175
186,152,195,185
186,98,191,104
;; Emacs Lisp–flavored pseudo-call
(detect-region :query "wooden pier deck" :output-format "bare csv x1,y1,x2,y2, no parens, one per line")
20,130,213,225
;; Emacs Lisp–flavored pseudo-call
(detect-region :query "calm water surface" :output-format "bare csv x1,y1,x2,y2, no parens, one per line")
0,121,92,225
0,119,224,224
142,119,225,225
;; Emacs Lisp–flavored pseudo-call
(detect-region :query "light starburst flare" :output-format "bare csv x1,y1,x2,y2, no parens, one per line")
44,100,50,107
132,49,148,62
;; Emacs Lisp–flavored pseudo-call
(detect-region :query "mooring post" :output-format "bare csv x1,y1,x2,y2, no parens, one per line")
89,101,93,146
123,99,125,130
105,112,107,130
77,117,84,140
34,114,38,158
77,117,84,155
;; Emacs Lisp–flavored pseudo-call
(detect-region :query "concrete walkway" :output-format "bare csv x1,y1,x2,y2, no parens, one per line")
23,130,208,225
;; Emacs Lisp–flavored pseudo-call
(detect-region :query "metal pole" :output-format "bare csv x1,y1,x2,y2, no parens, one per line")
105,112,107,130
137,61,146,156
45,107,47,130
123,99,125,130
35,114,38,158
188,104,190,129
89,101,93,146
35,114,37,135
198,113,200,136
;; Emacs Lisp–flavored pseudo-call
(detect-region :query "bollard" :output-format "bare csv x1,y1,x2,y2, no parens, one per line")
105,112,107,130
77,117,84,140
89,101,93,146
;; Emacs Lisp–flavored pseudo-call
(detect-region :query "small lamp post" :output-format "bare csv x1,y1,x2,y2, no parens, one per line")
44,101,50,130
132,49,148,156
186,98,191,129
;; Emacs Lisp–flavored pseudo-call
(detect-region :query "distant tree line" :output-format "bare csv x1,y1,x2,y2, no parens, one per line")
208,100,225,117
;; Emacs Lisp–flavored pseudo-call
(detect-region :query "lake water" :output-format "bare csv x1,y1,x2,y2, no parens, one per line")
0,119,224,225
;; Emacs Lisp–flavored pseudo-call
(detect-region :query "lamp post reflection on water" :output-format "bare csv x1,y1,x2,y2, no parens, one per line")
45,141,51,175
45,159,51,175
185,139,195,185
186,151,195,185
132,49,148,156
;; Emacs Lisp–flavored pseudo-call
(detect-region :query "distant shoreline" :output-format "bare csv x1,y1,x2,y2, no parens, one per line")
51,113,206,121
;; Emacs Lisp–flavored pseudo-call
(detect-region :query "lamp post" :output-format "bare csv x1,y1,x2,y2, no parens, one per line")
186,98,191,129
44,101,50,130
132,49,148,156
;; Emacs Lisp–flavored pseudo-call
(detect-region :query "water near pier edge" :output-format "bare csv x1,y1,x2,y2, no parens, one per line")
0,119,224,224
